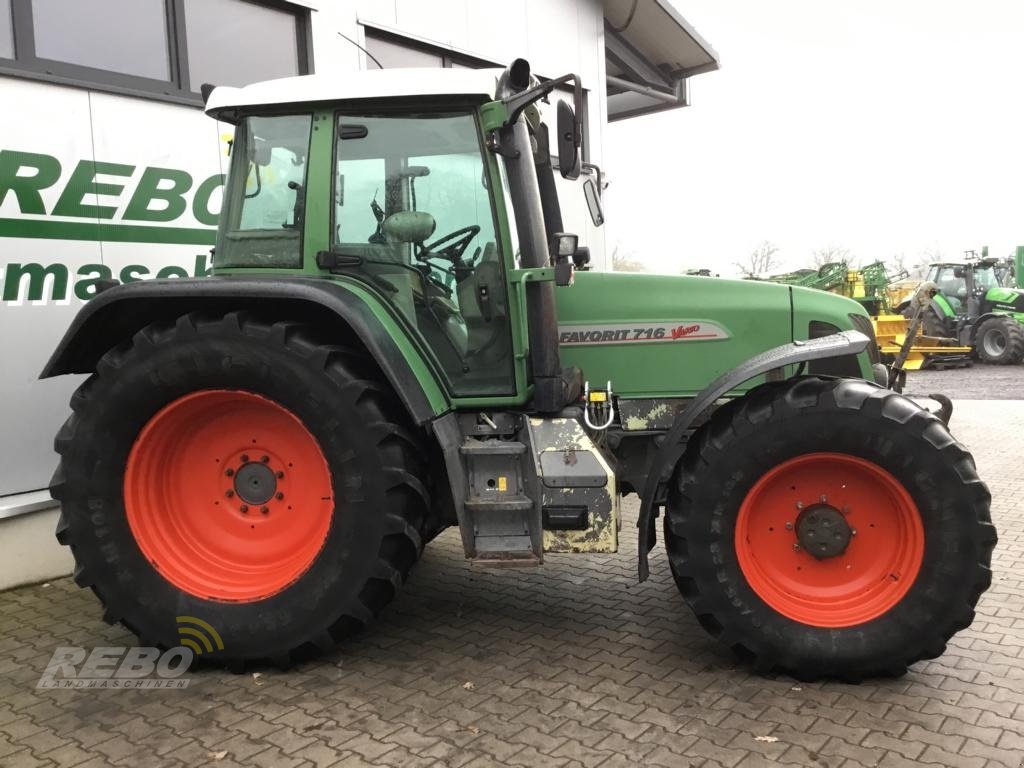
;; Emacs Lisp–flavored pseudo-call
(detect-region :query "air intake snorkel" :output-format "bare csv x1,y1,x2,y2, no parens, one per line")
489,59,582,412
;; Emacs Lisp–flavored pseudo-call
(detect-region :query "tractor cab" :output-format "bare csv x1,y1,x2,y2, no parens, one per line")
206,63,588,409
927,258,1007,313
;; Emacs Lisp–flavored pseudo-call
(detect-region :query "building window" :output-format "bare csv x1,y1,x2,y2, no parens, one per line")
183,0,300,88
0,0,310,105
363,29,496,71
0,0,14,59
32,0,170,80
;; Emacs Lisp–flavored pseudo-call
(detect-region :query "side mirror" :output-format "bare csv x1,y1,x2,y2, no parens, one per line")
556,100,580,180
583,178,604,227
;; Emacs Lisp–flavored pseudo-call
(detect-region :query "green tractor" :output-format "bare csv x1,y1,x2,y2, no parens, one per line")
42,60,995,680
913,254,1024,365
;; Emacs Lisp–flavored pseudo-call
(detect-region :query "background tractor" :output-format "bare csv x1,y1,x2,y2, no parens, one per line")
911,255,1024,365
41,61,995,681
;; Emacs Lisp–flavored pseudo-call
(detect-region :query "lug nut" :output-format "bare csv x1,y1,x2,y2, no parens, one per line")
820,494,827,503
261,506,269,514
240,504,248,513
792,543,801,551
241,454,249,463
851,528,857,536
276,492,284,501
261,455,270,463
276,471,285,479
795,501,804,510
225,490,234,498
785,522,794,530
225,468,234,477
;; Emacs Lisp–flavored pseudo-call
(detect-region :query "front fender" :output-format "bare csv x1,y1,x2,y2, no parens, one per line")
40,276,450,425
635,330,871,581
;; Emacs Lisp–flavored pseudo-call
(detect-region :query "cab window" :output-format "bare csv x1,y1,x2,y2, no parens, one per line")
216,114,311,269
332,111,514,396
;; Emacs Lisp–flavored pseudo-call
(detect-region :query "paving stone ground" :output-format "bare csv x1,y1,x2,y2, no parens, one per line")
1,399,1022,768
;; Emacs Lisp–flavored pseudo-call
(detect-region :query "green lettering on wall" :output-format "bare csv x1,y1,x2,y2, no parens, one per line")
0,151,62,214
52,161,135,219
194,253,212,277
192,174,226,226
74,264,114,300
119,264,150,283
123,167,194,223
2,262,69,301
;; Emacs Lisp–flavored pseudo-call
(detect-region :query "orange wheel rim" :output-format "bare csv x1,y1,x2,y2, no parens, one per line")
124,390,333,602
735,452,924,627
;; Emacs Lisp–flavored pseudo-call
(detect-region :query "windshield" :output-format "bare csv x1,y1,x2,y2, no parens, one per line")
332,110,515,396
215,114,311,268
974,266,998,290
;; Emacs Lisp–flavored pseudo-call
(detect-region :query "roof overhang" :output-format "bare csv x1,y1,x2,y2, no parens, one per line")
603,0,720,121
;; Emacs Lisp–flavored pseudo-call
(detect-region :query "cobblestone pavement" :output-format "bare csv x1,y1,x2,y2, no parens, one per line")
1,400,1022,768
906,361,1023,400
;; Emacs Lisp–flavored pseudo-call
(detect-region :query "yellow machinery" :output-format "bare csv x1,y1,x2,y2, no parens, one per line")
872,313,971,370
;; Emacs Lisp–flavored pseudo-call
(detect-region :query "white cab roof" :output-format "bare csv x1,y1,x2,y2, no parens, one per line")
205,68,506,121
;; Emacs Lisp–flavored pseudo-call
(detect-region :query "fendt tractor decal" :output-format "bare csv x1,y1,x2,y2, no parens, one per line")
0,149,224,305
558,321,730,346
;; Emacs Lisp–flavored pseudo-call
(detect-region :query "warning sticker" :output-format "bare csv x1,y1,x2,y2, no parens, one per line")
558,321,730,346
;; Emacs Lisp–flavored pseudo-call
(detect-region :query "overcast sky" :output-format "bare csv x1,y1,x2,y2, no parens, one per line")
604,0,1024,277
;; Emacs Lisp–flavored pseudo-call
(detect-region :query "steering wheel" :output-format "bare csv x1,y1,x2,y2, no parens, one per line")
419,225,480,267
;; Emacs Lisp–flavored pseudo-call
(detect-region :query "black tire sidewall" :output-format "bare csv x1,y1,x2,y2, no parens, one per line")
667,379,989,676
62,322,399,658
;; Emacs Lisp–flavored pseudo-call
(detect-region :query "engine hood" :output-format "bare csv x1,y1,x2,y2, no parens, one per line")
555,271,868,398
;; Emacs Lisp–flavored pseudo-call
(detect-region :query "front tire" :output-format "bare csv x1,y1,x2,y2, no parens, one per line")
975,316,1024,365
52,312,430,668
664,376,995,680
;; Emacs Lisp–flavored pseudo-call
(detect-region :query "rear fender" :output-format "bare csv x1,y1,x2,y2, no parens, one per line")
40,277,449,425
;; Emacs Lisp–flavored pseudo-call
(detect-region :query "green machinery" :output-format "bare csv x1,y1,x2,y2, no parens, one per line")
41,60,995,680
917,251,1024,365
993,245,1023,289
769,260,903,315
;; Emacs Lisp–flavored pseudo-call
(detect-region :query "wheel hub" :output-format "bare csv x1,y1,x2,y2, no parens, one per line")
796,503,851,559
234,461,277,505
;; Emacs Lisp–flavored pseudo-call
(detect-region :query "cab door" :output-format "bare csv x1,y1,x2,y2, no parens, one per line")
331,107,518,398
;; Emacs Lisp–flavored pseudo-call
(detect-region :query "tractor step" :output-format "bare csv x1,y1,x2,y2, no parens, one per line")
458,437,542,563
464,495,534,514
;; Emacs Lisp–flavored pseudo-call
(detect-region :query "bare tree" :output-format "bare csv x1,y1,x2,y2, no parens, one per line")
887,251,910,278
910,246,942,279
610,245,646,273
733,241,780,278
811,244,851,269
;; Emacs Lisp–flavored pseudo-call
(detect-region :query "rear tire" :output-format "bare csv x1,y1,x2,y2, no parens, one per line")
52,312,430,668
664,376,995,681
904,305,949,339
975,316,1024,365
